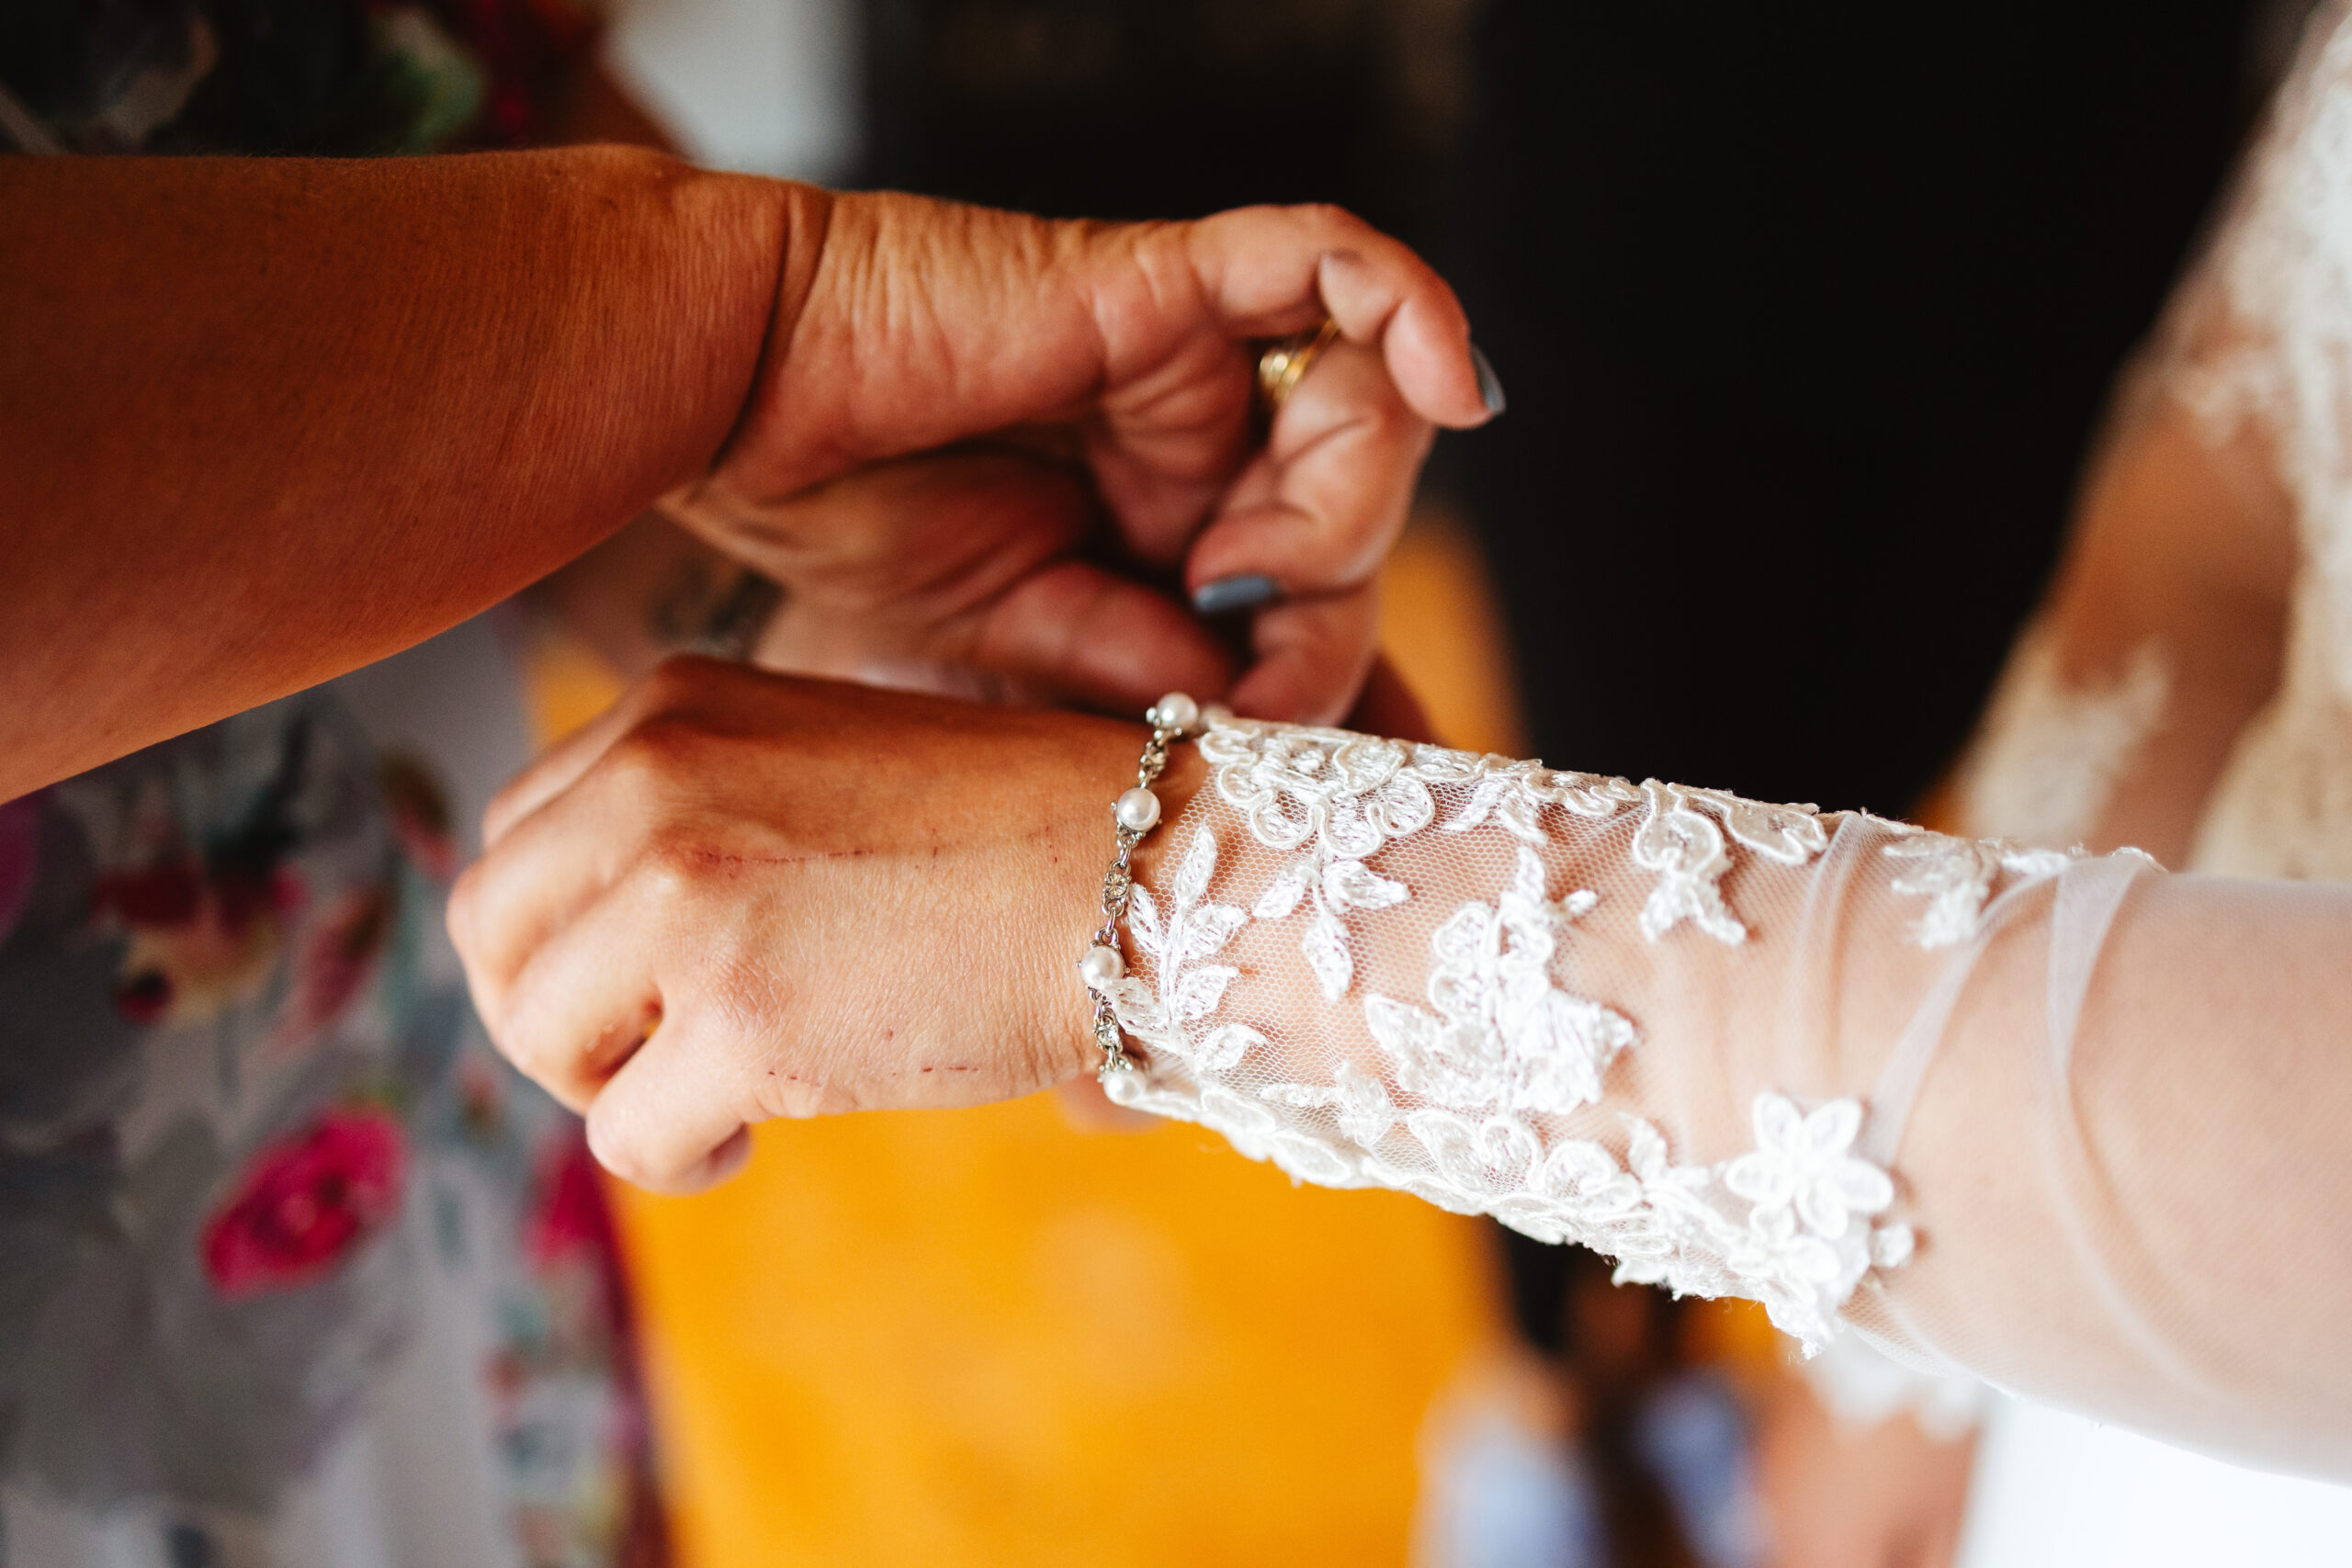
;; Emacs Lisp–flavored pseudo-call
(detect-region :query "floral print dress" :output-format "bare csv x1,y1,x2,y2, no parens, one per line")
0,619,660,1568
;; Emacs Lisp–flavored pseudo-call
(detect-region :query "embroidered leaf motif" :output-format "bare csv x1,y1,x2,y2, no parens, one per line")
1179,902,1250,965
1303,909,1353,1000
1883,829,2083,949
1323,859,1408,914
1125,884,1165,961
1118,715,1908,1355
1193,1022,1265,1073
1173,824,1219,908
1173,964,1238,1022
1251,862,1311,920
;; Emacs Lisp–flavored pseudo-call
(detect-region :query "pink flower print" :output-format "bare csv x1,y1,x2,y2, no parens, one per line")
95,855,302,1025
201,1108,409,1297
267,886,394,1054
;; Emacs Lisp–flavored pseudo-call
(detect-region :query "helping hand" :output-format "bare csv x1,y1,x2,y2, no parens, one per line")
668,192,1495,723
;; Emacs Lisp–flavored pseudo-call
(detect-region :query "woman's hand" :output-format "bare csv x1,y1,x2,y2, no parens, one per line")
447,657,1193,1191
671,192,1493,724
695,445,1237,711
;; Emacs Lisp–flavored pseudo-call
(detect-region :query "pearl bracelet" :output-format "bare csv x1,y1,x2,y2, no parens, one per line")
1079,692,1217,1078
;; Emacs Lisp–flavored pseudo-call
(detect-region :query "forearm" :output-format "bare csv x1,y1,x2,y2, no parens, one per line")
1110,713,2352,1468
0,148,812,797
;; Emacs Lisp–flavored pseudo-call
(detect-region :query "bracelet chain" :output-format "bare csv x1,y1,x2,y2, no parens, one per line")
1085,696,1204,1078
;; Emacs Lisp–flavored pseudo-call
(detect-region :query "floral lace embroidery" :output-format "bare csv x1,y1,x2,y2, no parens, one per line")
1204,721,1431,999
1631,782,1828,945
1104,826,1264,1074
1106,717,1913,1351
1363,844,1634,1116
1883,830,2075,949
1106,1043,1907,1350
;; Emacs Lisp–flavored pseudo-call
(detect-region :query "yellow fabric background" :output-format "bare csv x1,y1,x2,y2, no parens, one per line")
520,515,1529,1567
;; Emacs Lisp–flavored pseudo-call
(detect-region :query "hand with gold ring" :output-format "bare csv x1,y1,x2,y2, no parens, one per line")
656,195,1507,728
1174,288,1507,720
1255,318,1343,416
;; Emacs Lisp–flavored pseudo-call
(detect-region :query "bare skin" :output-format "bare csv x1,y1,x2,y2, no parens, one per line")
0,152,1490,800
1750,387,2302,1568
447,659,1209,1190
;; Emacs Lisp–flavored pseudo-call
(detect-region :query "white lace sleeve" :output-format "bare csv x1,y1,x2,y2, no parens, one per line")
1100,716,2352,1478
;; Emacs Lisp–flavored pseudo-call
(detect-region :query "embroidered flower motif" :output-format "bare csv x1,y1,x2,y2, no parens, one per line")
1630,783,1827,945
1113,716,1916,1356
1199,1085,1365,1186
1261,1060,1401,1148
1422,755,1641,842
1110,826,1259,1066
1364,846,1634,1116
1487,1136,1648,1245
1203,720,1435,859
1724,1095,1894,1240
1398,1108,1545,1212
201,1107,409,1298
1882,829,2075,948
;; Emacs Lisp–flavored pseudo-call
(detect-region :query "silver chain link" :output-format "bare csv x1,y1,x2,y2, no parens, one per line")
1086,708,1188,1078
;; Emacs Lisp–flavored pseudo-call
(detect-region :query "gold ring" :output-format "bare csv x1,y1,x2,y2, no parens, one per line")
1255,319,1341,417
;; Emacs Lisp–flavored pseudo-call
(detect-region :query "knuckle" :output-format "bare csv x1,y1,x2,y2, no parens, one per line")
594,720,705,811
639,652,731,715
628,834,709,910
1293,200,1361,232
583,1114,658,1189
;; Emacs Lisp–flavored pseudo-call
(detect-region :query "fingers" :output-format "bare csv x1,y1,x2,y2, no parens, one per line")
481,695,639,848
1223,584,1381,727
1168,342,1422,723
1183,203,1494,431
585,1013,764,1193
492,889,666,1113
966,559,1236,713
1182,340,1430,599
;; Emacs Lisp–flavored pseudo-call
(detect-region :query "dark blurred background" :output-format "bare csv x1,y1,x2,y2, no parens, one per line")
856,0,2276,814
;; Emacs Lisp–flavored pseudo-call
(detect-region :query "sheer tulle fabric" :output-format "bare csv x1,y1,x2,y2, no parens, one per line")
1100,716,2352,1478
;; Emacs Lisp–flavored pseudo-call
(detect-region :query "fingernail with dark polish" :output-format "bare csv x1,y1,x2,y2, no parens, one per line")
1471,343,1507,416
1193,573,1283,616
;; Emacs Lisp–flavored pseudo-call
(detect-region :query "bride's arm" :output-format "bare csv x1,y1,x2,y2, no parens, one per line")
1950,390,2294,859
451,660,2352,1475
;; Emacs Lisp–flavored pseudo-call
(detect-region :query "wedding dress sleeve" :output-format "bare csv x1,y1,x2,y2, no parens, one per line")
1099,716,2352,1478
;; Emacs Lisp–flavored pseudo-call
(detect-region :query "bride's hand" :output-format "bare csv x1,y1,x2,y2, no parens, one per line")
447,657,1193,1191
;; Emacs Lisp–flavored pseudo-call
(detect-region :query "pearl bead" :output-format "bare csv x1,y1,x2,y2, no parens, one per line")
1080,945,1125,990
1201,702,1233,728
1115,786,1161,832
1153,692,1199,732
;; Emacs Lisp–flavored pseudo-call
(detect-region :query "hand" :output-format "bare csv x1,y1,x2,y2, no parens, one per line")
701,444,1237,710
447,657,1189,1191
667,192,1496,724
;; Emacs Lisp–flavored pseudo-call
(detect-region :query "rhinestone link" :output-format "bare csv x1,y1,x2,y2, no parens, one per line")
1083,695,1203,1077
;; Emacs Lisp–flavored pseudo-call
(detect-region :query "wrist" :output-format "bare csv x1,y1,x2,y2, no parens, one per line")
1057,699,1210,1084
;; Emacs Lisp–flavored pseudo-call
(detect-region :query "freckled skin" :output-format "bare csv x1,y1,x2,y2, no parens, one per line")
449,659,1203,1193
